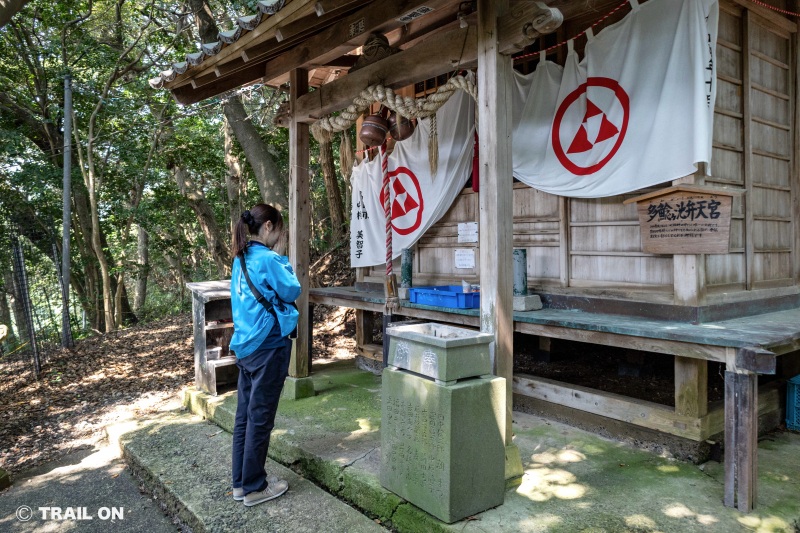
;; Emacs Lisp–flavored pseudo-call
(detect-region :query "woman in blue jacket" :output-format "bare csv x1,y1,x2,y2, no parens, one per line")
229,204,301,507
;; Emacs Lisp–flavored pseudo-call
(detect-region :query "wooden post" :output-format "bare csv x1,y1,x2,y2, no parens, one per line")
477,0,521,484
285,68,315,399
724,357,758,512
675,356,708,417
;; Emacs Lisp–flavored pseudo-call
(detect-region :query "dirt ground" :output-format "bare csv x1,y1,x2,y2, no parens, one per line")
0,307,357,478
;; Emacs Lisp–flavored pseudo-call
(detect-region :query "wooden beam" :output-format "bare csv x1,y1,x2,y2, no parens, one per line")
675,356,708,417
292,4,542,122
743,12,755,290
514,321,729,362
513,374,706,441
276,0,372,42
724,370,759,512
263,0,454,86
736,346,777,374
478,0,514,449
289,68,311,379
793,18,800,285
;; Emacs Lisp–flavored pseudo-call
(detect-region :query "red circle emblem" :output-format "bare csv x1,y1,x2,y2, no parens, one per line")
379,166,424,235
552,77,630,176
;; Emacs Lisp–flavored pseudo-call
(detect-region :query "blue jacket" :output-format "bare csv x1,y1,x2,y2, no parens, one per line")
229,242,302,359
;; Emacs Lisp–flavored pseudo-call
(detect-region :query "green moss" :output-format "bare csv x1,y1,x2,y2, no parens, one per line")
340,466,404,521
390,503,454,533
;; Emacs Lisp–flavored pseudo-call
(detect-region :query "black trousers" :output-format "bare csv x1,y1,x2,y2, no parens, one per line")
231,337,291,494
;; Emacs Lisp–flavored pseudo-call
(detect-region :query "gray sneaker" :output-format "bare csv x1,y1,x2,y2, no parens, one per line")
233,475,278,501
243,478,289,507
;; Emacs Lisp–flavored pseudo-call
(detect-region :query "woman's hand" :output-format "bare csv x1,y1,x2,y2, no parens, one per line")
272,228,289,256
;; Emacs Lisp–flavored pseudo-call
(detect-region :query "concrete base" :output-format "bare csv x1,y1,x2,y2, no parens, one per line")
504,444,523,488
513,294,543,311
281,376,316,400
0,467,10,490
398,287,410,300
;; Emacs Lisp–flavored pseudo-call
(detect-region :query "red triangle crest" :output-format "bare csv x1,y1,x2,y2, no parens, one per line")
567,125,593,154
594,114,619,144
583,99,603,121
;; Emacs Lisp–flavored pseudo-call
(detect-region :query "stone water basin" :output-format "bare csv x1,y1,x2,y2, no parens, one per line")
386,322,493,382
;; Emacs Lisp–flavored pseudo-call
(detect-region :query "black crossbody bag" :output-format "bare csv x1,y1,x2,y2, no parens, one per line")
238,251,298,339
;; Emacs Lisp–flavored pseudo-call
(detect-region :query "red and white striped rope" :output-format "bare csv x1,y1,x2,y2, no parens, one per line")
514,0,630,62
381,141,392,276
745,0,800,16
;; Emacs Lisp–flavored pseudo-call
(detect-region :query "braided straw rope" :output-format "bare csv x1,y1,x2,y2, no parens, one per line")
311,74,476,141
311,75,477,175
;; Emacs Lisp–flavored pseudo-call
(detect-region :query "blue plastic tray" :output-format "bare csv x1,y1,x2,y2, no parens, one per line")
408,285,480,309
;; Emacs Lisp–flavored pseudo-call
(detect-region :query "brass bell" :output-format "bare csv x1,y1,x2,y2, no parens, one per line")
388,112,415,141
359,113,389,147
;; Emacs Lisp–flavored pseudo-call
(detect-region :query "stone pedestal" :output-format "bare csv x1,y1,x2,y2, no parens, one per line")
380,368,505,523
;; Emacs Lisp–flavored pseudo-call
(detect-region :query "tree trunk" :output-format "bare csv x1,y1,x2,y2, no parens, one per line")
320,139,347,243
172,163,231,276
222,95,288,210
7,263,29,344
224,116,242,235
0,271,16,344
134,224,149,312
0,0,32,29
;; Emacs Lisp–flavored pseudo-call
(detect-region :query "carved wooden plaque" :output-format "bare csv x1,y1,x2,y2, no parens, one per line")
624,186,739,254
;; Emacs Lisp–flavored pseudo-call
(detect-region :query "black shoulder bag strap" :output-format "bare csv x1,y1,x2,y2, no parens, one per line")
238,250,298,338
238,252,274,315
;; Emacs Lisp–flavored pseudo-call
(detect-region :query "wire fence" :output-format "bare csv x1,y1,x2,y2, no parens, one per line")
1,232,81,379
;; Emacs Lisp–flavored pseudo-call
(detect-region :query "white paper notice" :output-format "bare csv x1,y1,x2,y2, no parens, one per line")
454,249,475,269
457,222,479,243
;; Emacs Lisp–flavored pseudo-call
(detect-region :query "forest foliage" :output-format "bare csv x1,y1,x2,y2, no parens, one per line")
0,0,350,347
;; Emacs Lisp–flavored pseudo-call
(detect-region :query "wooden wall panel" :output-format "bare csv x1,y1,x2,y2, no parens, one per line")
752,187,792,218
718,8,742,45
569,225,642,253
750,21,790,63
570,256,673,286
706,254,746,288
710,148,744,184
716,78,743,114
750,90,789,124
717,45,743,81
753,252,792,284
751,121,790,157
753,220,792,250
750,56,789,95
752,153,791,187
714,114,744,150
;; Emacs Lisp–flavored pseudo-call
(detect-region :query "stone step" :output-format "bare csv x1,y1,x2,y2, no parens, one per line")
112,411,386,533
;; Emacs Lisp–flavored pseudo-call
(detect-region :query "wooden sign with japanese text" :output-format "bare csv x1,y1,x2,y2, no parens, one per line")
624,186,740,254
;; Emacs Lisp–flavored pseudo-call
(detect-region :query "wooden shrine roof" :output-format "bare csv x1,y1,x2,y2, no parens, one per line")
150,0,795,113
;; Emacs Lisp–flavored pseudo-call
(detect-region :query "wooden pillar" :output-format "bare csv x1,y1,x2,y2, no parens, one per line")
289,68,311,380
477,0,521,482
675,356,708,417
724,356,758,512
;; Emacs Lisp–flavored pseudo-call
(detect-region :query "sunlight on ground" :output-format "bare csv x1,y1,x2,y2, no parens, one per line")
517,465,587,502
737,514,793,532
662,503,718,526
516,513,562,530
625,514,658,529
656,464,680,473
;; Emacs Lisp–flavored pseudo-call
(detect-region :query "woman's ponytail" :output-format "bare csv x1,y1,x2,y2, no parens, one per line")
230,205,283,258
